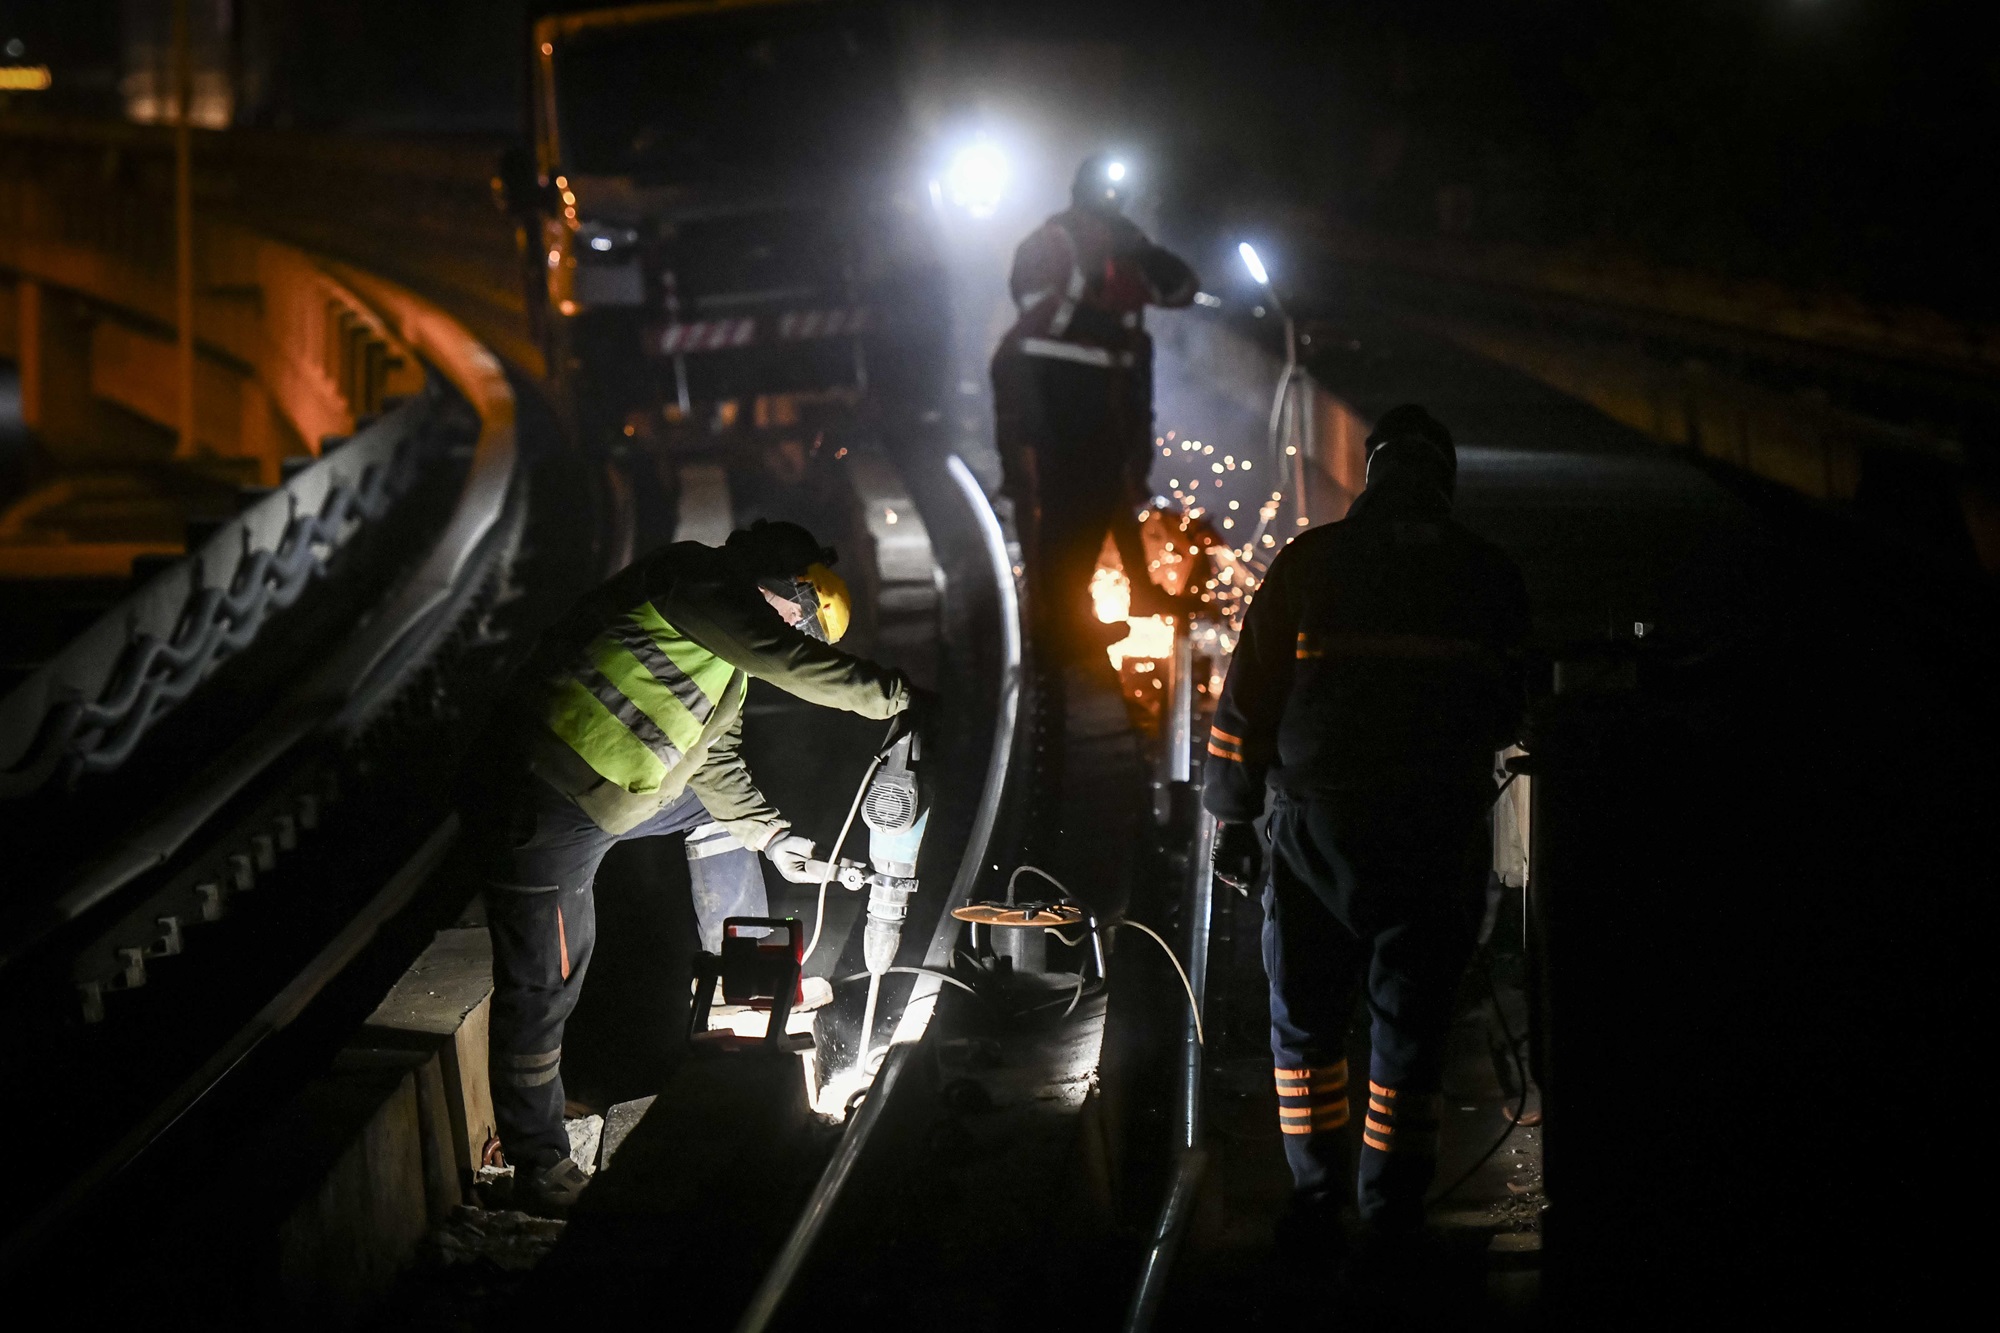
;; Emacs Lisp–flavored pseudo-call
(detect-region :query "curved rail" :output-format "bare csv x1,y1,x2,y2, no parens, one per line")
0,258,522,1269
2,264,518,967
0,395,422,799
734,453,1023,1333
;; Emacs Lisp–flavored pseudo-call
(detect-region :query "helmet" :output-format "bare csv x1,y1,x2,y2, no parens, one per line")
801,562,851,644
1071,152,1131,213
759,561,851,644
1363,404,1457,497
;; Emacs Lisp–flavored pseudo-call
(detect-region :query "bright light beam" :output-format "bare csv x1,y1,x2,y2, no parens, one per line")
1107,160,1127,182
942,140,1009,219
1239,242,1270,286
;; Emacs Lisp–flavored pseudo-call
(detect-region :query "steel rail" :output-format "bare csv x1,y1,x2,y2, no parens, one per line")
0,815,461,1269
734,452,1022,1333
0,268,518,968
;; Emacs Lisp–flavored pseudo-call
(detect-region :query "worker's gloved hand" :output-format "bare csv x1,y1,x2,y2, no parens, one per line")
883,684,942,755
1212,820,1264,896
766,834,819,884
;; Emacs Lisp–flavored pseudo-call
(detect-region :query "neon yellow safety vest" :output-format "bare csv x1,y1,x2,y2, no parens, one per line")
543,600,742,796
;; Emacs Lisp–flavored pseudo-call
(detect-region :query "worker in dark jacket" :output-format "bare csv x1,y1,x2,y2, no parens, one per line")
992,152,1199,660
477,520,927,1214
1203,406,1531,1253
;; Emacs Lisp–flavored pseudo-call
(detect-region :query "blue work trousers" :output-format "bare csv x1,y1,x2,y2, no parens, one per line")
1262,790,1487,1229
483,775,766,1168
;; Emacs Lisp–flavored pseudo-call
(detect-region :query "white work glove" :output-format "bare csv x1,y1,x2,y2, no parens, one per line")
766,834,818,884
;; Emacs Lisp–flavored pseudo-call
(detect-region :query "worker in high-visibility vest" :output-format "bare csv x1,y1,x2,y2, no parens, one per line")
476,519,930,1214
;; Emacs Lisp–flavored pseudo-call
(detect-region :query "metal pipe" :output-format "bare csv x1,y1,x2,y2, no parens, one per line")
1180,809,1216,1150
859,971,883,1072
1166,618,1193,784
1264,300,1295,476
1126,808,1217,1329
172,0,196,459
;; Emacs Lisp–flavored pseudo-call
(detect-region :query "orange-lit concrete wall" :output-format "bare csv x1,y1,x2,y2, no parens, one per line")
1409,315,1867,504
1,129,432,570
1299,383,1371,524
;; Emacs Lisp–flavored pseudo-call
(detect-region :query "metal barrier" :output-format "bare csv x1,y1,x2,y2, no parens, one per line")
0,257,518,973
0,392,426,798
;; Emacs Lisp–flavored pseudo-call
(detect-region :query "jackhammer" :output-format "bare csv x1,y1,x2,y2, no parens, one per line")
797,727,929,1070
855,730,927,1068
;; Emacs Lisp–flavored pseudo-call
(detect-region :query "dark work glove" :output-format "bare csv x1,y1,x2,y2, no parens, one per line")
882,684,942,757
1213,820,1264,895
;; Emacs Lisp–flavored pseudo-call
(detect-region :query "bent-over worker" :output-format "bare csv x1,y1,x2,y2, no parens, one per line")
473,520,930,1214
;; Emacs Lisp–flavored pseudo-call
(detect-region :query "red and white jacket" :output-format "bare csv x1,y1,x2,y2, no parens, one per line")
1001,207,1198,371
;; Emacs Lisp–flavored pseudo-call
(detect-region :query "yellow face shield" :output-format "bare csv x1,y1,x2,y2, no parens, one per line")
803,562,851,644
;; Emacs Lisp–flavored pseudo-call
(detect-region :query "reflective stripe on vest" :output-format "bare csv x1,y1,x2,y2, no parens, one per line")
1019,336,1134,369
546,601,739,795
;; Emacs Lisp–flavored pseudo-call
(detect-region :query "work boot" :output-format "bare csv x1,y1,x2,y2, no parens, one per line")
1339,1223,1459,1316
513,1156,591,1218
1274,1191,1349,1265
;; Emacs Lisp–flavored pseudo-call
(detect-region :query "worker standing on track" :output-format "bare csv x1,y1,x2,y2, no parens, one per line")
1204,406,1531,1269
473,520,930,1215
992,152,1200,661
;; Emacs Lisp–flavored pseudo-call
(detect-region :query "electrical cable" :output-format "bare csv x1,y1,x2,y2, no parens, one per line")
998,862,1205,1046
798,751,884,969
1017,971,1100,1017
834,965,980,998
1419,759,1536,1203
1427,948,1532,1205
1005,863,1068,903
1118,918,1205,1047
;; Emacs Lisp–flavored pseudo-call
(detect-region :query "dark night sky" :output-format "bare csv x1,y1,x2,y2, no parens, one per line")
2,0,1992,317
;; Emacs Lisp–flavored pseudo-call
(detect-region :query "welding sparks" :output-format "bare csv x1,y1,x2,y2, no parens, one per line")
1091,562,1175,667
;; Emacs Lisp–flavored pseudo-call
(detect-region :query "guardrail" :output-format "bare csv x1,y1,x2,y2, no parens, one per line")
0,264,521,1298
0,392,425,798
0,258,519,975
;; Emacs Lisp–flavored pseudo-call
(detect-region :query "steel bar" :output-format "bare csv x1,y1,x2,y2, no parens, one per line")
171,0,195,459
1167,620,1193,784
1127,807,1217,1329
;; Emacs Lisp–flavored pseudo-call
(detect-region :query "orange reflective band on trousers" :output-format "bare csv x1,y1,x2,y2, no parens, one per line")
557,903,571,982
1361,1080,1441,1155
1275,1059,1350,1136
1207,726,1245,763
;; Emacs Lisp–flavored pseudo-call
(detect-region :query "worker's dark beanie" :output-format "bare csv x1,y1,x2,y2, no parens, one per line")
1364,404,1457,494
726,519,836,575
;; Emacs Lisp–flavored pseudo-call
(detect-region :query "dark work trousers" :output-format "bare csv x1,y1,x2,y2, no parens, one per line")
483,774,766,1168
1262,790,1488,1230
993,350,1154,669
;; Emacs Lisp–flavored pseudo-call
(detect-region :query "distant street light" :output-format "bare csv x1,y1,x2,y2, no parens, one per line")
1238,241,1307,535
1238,241,1269,286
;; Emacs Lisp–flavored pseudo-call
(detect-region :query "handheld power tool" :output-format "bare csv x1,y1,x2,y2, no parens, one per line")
803,728,929,1070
